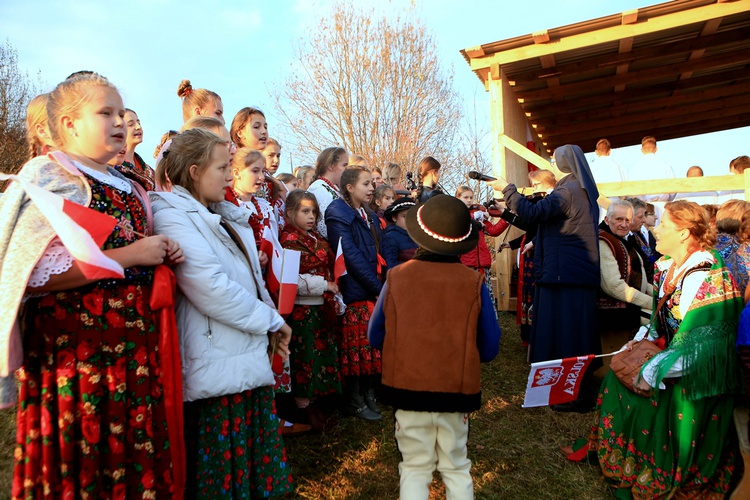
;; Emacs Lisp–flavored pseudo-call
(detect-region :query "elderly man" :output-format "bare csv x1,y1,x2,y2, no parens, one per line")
597,199,652,375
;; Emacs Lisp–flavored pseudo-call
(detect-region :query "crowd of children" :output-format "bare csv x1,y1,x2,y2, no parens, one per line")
0,72,505,499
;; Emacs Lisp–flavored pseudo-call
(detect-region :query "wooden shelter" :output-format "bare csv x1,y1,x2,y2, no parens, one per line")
460,0,750,310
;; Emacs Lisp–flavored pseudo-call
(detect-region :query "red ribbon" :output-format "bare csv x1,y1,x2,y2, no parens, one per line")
377,253,387,275
150,265,185,499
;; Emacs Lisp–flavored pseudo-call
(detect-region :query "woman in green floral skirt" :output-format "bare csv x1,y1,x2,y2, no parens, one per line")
565,200,744,499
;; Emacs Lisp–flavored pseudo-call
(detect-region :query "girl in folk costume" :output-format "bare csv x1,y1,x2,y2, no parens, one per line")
279,190,342,429
117,108,155,191
151,129,294,499
325,166,391,421
231,148,278,269
308,147,349,239
456,185,509,310
230,108,286,223
176,79,224,124
1,73,184,499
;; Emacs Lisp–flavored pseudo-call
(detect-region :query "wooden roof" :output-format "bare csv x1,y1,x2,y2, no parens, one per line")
460,0,750,154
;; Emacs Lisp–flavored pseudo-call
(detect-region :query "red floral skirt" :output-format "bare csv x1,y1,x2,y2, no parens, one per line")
338,301,381,377
13,283,173,500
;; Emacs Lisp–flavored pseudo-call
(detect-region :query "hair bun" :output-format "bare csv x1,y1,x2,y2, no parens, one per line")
177,79,193,98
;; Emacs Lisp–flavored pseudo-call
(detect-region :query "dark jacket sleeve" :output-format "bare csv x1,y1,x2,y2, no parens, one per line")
477,283,501,362
383,227,399,269
502,184,569,225
367,283,388,350
508,233,526,250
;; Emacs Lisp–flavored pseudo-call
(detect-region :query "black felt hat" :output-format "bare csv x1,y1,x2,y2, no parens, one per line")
383,197,416,223
405,194,479,255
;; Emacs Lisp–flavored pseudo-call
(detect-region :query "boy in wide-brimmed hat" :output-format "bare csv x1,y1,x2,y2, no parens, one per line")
368,195,501,499
383,197,418,267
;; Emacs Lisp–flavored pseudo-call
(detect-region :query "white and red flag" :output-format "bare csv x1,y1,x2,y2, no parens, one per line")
0,173,124,280
333,237,347,283
260,226,300,315
522,354,596,408
276,249,300,316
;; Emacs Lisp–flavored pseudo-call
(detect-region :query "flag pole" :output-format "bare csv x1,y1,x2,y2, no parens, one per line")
594,349,626,359
277,248,286,309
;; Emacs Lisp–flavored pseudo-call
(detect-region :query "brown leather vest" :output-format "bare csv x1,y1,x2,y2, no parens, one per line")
382,260,483,396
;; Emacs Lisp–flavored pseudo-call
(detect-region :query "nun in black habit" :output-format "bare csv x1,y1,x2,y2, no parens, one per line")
489,145,601,410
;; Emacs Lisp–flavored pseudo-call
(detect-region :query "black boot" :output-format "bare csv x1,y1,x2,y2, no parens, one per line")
345,376,381,421
363,375,381,414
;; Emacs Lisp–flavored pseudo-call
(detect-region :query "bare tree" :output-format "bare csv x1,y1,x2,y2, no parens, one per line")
0,40,40,188
272,3,463,178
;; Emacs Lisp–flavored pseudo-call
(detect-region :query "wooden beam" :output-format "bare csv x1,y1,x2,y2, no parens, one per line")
464,46,485,58
497,134,552,171
681,17,723,80
597,175,744,198
506,26,750,85
523,66,750,117
516,51,750,103
547,112,750,152
614,37,634,91
539,95,750,137
536,81,750,128
469,0,750,71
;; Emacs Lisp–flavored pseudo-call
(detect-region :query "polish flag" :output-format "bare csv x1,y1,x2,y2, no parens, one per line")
333,237,347,282
276,249,300,316
522,354,596,408
0,173,124,280
260,225,283,293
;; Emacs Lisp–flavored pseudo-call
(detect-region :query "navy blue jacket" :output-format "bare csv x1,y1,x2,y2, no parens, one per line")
503,174,599,287
325,199,390,303
383,224,417,268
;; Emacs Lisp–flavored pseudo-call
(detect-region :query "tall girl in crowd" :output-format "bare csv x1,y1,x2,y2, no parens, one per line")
414,156,443,202
456,185,509,310
119,108,155,190
279,190,342,429
325,166,389,421
24,93,55,159
230,108,286,221
151,128,293,499
176,79,224,123
1,73,183,499
308,147,348,238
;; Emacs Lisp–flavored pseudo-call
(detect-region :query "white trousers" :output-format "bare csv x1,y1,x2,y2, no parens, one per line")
394,409,473,500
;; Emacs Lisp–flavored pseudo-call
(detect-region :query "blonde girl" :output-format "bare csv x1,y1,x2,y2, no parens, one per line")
382,162,403,190
176,79,224,123
263,137,282,175
294,165,314,191
25,93,55,159
151,128,293,498
325,166,389,421
1,73,183,499
279,190,342,429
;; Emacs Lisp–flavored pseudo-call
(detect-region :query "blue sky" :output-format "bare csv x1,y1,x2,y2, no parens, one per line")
2,0,747,176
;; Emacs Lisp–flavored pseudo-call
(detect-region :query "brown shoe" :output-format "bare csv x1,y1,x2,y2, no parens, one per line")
279,419,312,437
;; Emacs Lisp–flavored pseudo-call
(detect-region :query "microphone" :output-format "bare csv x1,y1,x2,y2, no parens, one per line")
467,171,497,182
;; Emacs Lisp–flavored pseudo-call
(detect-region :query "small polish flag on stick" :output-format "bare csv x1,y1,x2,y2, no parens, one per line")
522,354,598,408
0,173,124,280
261,226,283,294
276,249,300,316
333,237,347,283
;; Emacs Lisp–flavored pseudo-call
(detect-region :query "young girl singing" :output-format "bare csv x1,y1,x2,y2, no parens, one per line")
325,166,390,421
1,73,183,499
279,190,342,429
151,128,293,498
370,184,395,220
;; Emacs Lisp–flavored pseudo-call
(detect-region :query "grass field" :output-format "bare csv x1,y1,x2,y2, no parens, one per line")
0,312,610,499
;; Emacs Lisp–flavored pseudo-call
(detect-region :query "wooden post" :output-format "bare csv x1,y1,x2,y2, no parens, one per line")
487,66,513,312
